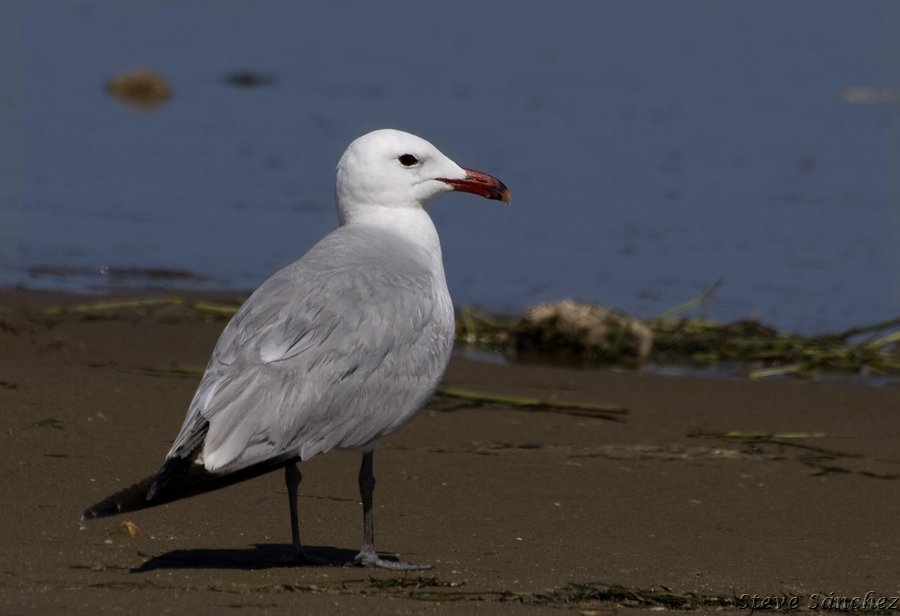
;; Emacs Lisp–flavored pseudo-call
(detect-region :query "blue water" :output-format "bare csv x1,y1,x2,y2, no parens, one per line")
1,1,898,335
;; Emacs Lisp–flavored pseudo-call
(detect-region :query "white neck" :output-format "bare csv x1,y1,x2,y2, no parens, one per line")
339,203,445,273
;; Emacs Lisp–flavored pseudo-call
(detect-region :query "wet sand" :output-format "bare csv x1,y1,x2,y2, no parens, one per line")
1,290,899,614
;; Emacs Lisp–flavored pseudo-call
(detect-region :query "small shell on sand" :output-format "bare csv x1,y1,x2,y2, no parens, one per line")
119,520,140,537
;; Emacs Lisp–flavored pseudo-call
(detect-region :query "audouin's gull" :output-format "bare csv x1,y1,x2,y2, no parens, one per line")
82,129,511,570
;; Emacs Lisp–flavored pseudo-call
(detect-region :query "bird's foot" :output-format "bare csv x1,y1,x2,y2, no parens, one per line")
352,547,432,571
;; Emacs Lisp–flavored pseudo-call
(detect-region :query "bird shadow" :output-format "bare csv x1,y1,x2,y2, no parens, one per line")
131,543,358,572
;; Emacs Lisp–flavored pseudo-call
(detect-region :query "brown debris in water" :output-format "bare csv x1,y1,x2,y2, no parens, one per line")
106,69,171,108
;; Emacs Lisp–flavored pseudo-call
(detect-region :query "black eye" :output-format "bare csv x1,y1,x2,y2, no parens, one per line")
398,154,419,167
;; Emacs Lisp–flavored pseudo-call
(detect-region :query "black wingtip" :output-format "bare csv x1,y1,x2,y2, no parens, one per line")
82,474,158,520
82,419,214,522
81,455,297,522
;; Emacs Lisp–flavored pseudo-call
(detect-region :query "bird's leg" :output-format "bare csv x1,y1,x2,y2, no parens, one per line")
283,461,324,564
352,451,431,570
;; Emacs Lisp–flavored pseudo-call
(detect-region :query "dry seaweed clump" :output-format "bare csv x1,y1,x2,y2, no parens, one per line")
513,300,653,366
648,316,900,378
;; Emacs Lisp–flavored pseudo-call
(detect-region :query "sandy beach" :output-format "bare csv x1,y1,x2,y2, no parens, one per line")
1,290,898,614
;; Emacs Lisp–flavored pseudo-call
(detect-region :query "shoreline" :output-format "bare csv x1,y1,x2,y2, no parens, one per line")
7,287,899,387
1,289,898,614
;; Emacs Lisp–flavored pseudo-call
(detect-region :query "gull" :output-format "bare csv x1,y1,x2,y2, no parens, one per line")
82,128,511,570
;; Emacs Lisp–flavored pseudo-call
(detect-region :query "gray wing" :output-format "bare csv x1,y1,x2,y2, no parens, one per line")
166,226,454,474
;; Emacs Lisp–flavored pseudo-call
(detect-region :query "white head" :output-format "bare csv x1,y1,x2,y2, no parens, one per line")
335,129,510,226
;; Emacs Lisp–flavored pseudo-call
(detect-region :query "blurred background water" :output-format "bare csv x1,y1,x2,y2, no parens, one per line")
1,1,898,335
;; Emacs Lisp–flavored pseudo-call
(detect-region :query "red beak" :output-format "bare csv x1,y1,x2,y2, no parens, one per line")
439,168,511,203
